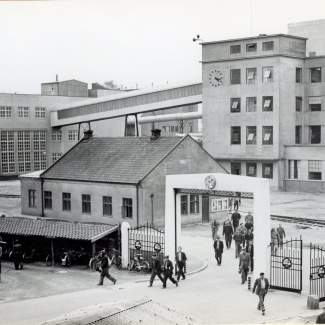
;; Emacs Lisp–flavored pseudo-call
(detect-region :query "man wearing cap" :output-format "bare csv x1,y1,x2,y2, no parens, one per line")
238,247,250,284
162,255,178,289
213,235,224,266
148,254,164,287
252,272,269,315
175,246,187,281
97,249,116,286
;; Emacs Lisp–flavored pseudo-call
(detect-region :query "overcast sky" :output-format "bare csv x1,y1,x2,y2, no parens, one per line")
0,0,324,94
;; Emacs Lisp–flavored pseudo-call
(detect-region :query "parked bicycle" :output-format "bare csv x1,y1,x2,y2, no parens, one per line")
128,253,149,273
109,248,124,270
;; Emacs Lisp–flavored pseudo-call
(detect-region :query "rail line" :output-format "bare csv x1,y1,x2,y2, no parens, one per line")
271,214,325,227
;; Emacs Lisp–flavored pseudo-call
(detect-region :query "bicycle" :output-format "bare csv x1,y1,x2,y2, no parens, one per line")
109,249,124,270
128,253,149,273
89,251,103,272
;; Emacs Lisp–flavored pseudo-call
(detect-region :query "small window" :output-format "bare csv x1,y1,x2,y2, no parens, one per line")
246,97,257,112
246,43,257,52
262,41,274,51
62,193,71,211
296,97,303,112
296,68,302,83
230,98,241,113
230,45,241,54
246,126,256,145
262,126,273,145
310,67,321,83
51,130,62,141
309,97,321,111
231,162,241,175
230,69,241,85
246,163,257,177
166,126,170,132
0,106,12,118
231,127,241,145
162,126,166,132
190,195,199,213
262,96,273,112
181,195,188,215
44,191,52,210
289,160,301,179
246,68,257,84
35,107,46,119
68,130,78,141
52,153,62,163
122,198,132,218
262,66,273,83
170,126,175,132
188,125,193,133
103,196,112,216
18,107,29,118
309,126,321,144
308,160,322,180
262,163,273,179
82,194,91,214
28,190,36,208
295,126,302,144
175,126,179,133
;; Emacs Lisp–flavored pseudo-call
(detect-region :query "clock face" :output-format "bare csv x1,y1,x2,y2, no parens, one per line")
209,70,223,87
205,175,217,189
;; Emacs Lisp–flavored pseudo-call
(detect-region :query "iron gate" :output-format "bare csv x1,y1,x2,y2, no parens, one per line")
128,223,165,267
270,237,302,293
310,243,325,301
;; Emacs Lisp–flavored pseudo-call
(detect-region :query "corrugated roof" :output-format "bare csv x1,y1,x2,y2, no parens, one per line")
0,217,117,241
41,136,185,184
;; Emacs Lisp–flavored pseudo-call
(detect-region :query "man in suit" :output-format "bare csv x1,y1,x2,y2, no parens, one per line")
252,272,269,315
239,246,250,284
148,253,164,287
231,211,241,232
246,240,254,273
233,229,243,258
213,235,224,266
175,246,187,281
223,218,233,249
211,219,220,240
162,255,178,289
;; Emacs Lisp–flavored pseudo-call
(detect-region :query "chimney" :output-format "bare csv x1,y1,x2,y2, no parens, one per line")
56,74,58,82
150,129,161,141
83,130,93,140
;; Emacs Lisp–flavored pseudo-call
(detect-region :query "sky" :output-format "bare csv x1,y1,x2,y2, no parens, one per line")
0,0,324,94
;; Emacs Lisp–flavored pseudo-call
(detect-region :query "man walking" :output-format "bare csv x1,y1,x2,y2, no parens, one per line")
233,229,243,258
162,255,178,289
239,246,250,284
244,229,254,248
213,235,224,266
12,239,23,270
271,228,280,255
246,240,254,273
175,246,187,281
211,219,219,240
231,211,241,232
223,218,233,249
252,272,269,315
148,254,164,287
98,249,116,286
277,224,286,248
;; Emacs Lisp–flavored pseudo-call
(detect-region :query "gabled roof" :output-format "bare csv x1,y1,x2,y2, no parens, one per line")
41,136,186,184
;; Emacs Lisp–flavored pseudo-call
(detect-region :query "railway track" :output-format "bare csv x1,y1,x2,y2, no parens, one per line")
271,214,325,227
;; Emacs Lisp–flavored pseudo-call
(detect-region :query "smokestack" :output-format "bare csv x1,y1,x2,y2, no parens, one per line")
150,129,161,141
56,74,58,82
83,130,93,140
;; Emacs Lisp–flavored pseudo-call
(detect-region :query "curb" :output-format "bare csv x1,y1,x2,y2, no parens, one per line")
134,258,208,283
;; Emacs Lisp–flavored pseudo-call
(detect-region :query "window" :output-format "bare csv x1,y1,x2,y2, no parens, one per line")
44,191,52,210
246,126,256,145
231,162,241,175
29,190,36,208
170,126,175,132
230,69,241,85
103,196,112,216
310,67,321,83
230,98,241,113
33,131,47,170
18,107,29,118
51,130,62,141
295,126,302,144
17,131,31,173
246,163,257,177
68,130,78,141
52,153,62,163
190,195,199,213
82,194,91,214
246,68,257,84
262,126,273,145
308,160,322,180
122,198,132,218
1,131,15,174
262,41,274,51
246,97,257,112
309,97,321,111
262,96,273,112
296,68,302,83
175,126,179,133
188,125,193,133
246,43,257,52
0,106,12,118
262,66,273,83
262,163,273,179
289,160,301,179
181,195,188,215
309,126,321,144
165,126,170,132
230,45,241,54
35,107,46,119
296,97,303,112
231,127,241,144
212,199,228,212
62,193,71,211
46,85,54,91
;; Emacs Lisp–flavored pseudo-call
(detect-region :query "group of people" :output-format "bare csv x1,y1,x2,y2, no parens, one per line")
270,224,286,255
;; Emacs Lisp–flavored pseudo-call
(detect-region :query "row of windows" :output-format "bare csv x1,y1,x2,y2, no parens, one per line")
230,41,274,54
29,191,134,218
231,126,273,145
288,160,322,180
230,96,273,112
52,130,78,142
0,107,46,119
161,125,193,133
231,162,273,179
181,195,199,215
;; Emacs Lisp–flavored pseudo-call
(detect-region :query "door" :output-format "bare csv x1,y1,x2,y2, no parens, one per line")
202,195,209,223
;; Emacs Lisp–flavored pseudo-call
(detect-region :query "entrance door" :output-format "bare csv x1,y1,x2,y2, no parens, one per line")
202,195,209,223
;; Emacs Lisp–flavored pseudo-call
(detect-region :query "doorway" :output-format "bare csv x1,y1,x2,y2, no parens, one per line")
202,195,209,223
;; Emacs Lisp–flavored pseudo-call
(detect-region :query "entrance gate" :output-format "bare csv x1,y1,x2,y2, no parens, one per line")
128,223,165,266
270,237,302,293
310,244,325,301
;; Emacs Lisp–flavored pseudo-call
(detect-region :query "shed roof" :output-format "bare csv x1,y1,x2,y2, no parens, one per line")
0,217,117,242
41,136,186,184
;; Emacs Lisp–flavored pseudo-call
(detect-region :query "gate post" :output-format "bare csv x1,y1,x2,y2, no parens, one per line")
121,222,131,268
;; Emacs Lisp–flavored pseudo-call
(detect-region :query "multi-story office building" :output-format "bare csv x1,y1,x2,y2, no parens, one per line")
202,20,325,192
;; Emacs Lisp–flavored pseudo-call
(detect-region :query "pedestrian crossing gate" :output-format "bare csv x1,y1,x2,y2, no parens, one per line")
310,243,325,302
128,223,165,266
270,237,302,293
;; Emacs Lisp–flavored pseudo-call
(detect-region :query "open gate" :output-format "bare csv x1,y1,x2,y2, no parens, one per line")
270,237,302,293
128,223,165,267
310,243,325,301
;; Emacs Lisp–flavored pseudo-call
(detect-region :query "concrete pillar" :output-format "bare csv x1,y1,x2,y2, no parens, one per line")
121,222,131,268
307,295,319,310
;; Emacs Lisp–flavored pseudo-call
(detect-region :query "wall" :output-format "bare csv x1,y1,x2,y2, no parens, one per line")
20,176,42,216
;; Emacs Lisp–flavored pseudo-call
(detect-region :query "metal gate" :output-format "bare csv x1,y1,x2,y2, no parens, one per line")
270,237,302,293
128,223,165,266
310,243,325,301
